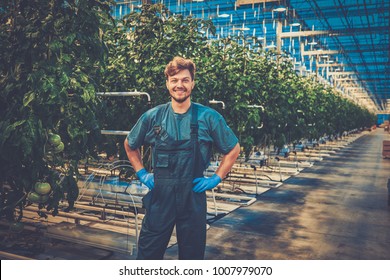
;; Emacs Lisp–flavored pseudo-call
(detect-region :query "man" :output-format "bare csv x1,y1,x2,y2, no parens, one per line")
124,56,240,260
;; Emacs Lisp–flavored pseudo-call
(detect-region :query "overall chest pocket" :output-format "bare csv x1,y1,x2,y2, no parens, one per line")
155,153,169,168
154,153,170,179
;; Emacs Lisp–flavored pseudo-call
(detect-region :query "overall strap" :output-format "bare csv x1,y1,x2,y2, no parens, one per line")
190,104,199,177
153,104,168,137
151,105,164,171
190,103,199,137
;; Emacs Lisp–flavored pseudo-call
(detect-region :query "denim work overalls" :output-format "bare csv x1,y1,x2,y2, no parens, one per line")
137,104,207,260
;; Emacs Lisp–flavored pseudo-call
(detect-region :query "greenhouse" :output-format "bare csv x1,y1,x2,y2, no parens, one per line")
1,0,389,265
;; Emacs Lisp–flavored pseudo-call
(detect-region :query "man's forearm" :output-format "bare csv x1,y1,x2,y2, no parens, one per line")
124,138,144,172
215,143,240,179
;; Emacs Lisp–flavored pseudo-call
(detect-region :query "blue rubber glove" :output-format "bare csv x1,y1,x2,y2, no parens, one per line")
136,168,154,190
192,174,222,193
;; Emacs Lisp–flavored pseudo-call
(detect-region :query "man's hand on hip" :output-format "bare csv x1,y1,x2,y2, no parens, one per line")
192,174,222,193
136,168,155,190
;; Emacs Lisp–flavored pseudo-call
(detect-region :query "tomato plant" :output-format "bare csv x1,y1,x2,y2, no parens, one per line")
0,0,114,221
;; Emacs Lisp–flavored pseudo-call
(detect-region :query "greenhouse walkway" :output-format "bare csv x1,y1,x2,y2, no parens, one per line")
165,129,390,260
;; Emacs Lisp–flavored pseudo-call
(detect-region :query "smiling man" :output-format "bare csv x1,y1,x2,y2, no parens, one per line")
124,56,240,260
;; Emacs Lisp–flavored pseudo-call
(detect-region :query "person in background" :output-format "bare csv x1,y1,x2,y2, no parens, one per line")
124,56,240,260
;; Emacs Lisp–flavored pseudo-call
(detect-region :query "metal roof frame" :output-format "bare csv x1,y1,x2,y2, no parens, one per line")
112,0,389,113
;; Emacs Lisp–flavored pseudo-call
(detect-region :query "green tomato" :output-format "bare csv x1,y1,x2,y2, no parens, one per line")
27,192,41,203
48,133,62,146
34,182,51,195
53,142,64,153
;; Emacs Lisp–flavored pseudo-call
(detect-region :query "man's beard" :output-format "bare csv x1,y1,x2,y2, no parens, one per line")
170,92,191,103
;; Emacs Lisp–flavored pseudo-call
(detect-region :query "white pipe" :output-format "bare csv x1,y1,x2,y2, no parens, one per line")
206,192,256,206
24,205,140,227
247,105,264,129
247,104,265,111
100,130,130,136
96,91,151,102
209,99,225,109
211,188,218,216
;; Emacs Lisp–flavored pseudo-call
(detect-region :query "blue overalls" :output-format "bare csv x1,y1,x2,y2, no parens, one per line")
137,104,207,260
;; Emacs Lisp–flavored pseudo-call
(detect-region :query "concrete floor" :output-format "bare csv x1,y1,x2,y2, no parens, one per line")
165,129,390,260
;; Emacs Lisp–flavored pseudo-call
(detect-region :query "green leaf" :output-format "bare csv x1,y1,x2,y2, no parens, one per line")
23,91,35,107
10,120,26,130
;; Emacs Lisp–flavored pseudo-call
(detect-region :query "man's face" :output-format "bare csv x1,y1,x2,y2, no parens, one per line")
166,69,194,104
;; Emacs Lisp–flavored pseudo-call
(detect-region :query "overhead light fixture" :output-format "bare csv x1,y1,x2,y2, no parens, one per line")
290,20,300,27
232,27,249,31
308,40,317,46
192,0,204,2
218,13,230,18
234,24,250,31
273,5,287,13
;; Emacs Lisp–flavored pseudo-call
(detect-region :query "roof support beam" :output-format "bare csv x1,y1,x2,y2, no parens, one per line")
316,63,344,68
327,71,356,76
236,0,276,7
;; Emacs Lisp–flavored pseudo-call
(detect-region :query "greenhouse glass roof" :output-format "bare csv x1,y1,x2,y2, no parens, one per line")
112,0,389,113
